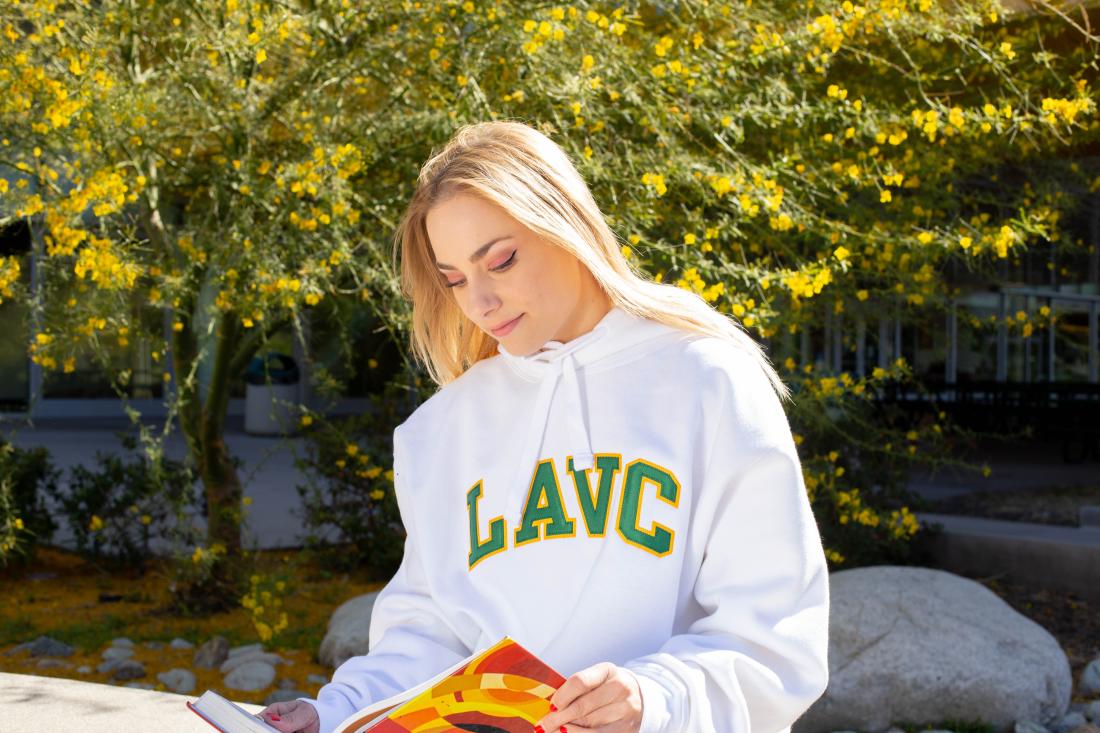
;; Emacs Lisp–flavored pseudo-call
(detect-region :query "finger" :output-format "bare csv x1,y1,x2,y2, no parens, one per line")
538,664,620,730
261,701,310,732
560,699,638,729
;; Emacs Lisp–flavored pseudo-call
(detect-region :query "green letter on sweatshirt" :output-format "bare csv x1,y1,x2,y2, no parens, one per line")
514,459,576,546
617,459,680,557
568,454,621,537
467,480,506,570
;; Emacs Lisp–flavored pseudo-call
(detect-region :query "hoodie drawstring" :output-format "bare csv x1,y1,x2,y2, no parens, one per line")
501,337,599,526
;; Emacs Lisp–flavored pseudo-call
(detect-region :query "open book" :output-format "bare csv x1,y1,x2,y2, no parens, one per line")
187,636,566,733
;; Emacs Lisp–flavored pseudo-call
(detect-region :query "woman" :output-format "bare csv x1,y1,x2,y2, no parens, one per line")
259,120,829,733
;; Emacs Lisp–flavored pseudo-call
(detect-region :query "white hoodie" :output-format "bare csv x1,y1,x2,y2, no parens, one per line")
303,305,830,733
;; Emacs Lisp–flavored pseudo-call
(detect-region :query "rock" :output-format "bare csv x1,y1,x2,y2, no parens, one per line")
123,682,155,690
1065,726,1100,733
23,636,74,658
1058,714,1090,733
318,592,379,668
35,659,71,670
307,674,328,686
224,660,276,692
221,651,284,674
97,659,123,674
101,646,134,661
142,640,164,650
169,638,195,650
264,689,308,705
157,668,197,695
193,636,230,669
1017,722,1052,733
110,660,146,681
110,637,135,648
229,643,265,658
77,665,92,675
794,567,1072,733
1085,702,1100,722
1082,659,1100,696
277,678,297,690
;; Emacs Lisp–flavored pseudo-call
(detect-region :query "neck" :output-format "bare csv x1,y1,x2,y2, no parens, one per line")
551,280,613,344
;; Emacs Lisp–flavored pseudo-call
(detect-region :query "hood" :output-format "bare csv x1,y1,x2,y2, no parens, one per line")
494,305,685,527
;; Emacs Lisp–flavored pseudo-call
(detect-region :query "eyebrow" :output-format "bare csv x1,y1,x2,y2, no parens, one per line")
435,236,513,271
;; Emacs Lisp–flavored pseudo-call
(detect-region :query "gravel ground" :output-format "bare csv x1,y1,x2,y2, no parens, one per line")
923,484,1100,527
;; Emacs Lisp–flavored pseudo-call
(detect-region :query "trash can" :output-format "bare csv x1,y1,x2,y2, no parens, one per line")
244,353,301,436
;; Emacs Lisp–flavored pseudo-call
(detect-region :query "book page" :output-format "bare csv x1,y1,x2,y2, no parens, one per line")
188,690,282,733
333,642,493,733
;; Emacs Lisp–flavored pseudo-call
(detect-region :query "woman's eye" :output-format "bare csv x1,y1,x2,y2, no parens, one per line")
490,250,517,271
443,251,516,289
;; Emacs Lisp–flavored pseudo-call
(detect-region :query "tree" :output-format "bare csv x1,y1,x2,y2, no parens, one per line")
1,0,1096,579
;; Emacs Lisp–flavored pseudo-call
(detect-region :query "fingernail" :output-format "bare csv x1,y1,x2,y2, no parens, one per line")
549,704,558,712
269,714,281,721
561,727,568,733
533,726,544,733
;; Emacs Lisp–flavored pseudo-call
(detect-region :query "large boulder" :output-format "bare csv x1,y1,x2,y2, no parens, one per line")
795,566,1071,733
318,592,379,669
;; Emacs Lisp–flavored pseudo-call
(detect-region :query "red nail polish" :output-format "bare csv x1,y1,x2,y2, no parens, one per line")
533,726,544,733
269,714,281,721
560,727,568,733
549,704,558,712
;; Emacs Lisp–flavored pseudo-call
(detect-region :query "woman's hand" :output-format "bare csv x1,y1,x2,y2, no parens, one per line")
533,661,644,733
255,699,320,733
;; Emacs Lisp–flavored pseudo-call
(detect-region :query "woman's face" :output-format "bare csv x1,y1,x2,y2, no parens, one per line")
425,191,609,356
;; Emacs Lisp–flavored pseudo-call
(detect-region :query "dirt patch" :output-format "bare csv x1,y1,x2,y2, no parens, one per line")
924,484,1100,527
976,574,1100,701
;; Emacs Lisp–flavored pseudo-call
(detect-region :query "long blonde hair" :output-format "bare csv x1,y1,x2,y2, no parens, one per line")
392,120,789,401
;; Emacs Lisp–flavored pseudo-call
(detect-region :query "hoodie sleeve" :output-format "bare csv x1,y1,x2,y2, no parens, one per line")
302,428,471,733
622,347,830,733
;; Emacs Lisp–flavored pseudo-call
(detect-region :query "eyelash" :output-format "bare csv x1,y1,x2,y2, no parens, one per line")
444,250,517,289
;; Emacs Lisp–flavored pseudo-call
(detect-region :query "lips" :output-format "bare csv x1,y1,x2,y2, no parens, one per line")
490,314,523,337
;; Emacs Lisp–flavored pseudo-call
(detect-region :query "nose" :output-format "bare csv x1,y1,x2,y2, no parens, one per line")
467,275,502,319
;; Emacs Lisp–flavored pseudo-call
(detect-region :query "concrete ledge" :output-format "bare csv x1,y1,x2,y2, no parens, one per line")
0,671,262,732
917,512,1100,603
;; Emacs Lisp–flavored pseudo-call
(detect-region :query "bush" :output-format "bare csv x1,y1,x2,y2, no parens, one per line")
0,441,60,565
786,361,976,568
295,384,416,579
49,438,200,571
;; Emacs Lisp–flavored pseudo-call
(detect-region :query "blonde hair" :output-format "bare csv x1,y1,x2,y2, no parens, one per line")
392,120,789,401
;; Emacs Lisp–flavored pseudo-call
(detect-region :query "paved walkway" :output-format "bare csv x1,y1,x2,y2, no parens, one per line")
4,418,1097,551
3,415,320,550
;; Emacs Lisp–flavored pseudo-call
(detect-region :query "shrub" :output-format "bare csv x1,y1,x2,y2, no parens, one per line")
295,385,416,579
49,439,199,571
0,441,60,565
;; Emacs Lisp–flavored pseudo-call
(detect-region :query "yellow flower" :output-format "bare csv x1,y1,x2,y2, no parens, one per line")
833,246,850,261
346,444,359,456
370,490,385,500
140,515,152,526
300,415,314,427
581,54,594,71
89,515,104,532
